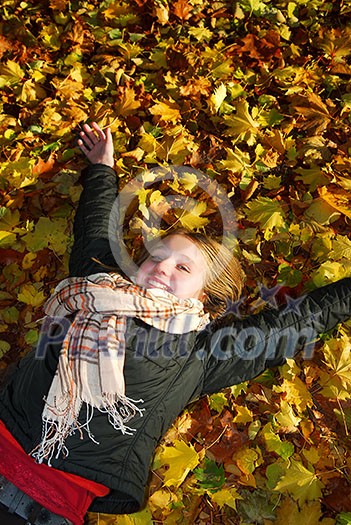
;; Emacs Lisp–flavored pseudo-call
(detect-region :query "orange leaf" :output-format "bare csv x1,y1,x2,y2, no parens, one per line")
173,0,192,21
33,153,56,177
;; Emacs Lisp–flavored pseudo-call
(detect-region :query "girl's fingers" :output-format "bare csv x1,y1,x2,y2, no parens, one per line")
91,121,106,141
77,139,90,155
79,122,106,149
79,131,95,149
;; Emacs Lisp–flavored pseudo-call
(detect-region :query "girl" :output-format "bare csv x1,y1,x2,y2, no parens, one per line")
1,123,351,525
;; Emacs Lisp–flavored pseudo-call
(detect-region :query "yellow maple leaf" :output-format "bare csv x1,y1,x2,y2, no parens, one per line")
305,197,341,225
275,399,301,431
158,132,196,163
209,83,227,113
234,447,262,475
274,459,324,504
138,133,158,158
22,253,37,270
209,487,243,510
245,196,286,239
274,377,312,412
315,29,351,61
178,171,198,192
233,405,253,424
302,447,321,465
218,147,252,176
17,284,46,307
115,86,141,117
22,217,68,256
188,26,213,42
321,335,351,391
154,4,169,24
148,489,178,514
20,79,47,103
149,99,181,124
174,201,209,230
331,235,351,260
0,59,24,88
290,92,331,134
223,100,260,145
136,188,152,219
0,158,37,189
158,439,201,487
318,185,351,219
311,261,351,288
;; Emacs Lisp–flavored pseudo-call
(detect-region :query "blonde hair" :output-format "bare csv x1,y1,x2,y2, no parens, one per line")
137,228,244,319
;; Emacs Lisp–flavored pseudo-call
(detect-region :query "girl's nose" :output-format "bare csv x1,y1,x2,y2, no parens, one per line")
154,258,172,275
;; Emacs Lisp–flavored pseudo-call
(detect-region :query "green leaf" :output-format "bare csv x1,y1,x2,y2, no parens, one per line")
194,458,225,492
295,166,331,191
262,423,295,460
209,392,228,413
277,263,303,287
266,462,285,491
237,489,277,522
0,340,11,358
0,231,16,248
1,306,19,324
24,329,39,345
337,512,351,525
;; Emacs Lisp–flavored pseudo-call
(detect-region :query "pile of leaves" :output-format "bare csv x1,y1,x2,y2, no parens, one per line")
2,0,351,523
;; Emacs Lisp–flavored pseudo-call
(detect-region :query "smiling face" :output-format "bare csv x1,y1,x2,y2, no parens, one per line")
135,234,208,300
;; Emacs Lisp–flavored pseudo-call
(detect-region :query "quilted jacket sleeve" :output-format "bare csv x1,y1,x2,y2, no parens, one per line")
199,278,351,395
69,164,119,277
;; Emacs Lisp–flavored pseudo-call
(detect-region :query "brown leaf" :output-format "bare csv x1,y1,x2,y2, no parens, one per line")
172,0,192,21
0,36,14,60
324,477,351,512
289,92,332,134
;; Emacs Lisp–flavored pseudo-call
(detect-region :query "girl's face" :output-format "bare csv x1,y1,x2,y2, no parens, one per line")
136,234,208,301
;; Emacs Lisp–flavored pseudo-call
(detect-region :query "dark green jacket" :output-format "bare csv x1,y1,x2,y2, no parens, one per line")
1,164,351,515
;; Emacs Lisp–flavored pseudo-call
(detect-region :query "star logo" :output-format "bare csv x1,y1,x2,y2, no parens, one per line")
225,296,246,318
282,293,306,315
258,283,282,309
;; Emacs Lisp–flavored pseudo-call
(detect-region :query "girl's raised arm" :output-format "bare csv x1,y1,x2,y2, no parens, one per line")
77,122,114,168
69,122,118,277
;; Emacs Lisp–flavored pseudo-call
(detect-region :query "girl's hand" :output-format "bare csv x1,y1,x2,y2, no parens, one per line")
77,122,114,168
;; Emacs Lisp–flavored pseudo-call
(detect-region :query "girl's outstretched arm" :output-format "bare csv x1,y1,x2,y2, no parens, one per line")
198,278,351,395
69,122,118,277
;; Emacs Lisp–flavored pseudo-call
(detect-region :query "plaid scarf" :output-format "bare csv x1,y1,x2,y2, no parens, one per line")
32,272,209,465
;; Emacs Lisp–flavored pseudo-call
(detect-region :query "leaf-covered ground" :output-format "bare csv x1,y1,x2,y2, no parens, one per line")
2,0,351,523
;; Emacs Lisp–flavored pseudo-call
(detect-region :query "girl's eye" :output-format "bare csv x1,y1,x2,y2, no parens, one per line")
177,264,190,272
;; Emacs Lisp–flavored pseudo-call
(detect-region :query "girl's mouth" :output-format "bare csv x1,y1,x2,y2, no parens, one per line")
146,278,172,293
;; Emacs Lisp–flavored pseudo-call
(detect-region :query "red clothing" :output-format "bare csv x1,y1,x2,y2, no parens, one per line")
0,420,109,525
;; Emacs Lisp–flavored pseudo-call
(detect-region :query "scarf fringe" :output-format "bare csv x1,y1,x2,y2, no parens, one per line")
32,396,144,466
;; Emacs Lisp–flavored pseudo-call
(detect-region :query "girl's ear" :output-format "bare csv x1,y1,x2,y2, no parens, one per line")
200,291,207,302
